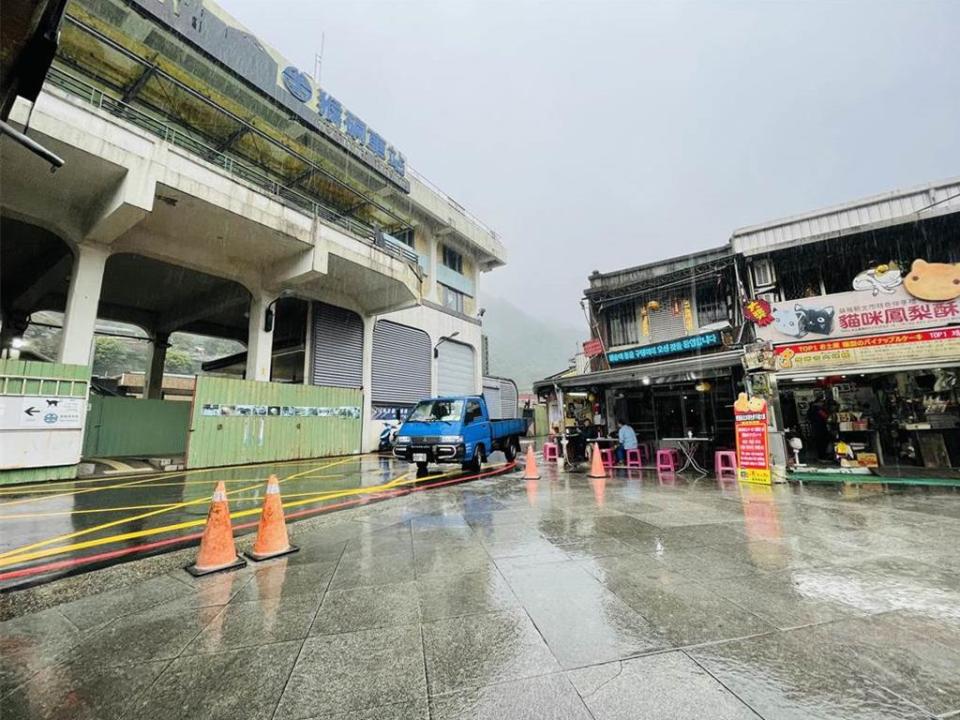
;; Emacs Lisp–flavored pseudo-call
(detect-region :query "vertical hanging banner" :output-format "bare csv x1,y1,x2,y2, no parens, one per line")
734,393,771,484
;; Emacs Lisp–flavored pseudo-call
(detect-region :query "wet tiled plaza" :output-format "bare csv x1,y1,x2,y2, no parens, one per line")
2,468,959,719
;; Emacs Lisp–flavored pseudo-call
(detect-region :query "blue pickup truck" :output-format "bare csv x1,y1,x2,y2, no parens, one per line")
393,395,528,473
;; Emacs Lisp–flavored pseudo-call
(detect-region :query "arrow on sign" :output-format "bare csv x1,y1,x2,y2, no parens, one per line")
24,406,39,417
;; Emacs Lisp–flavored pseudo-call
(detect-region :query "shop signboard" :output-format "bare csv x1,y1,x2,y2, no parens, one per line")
773,327,960,372
755,281,959,345
734,393,771,484
607,330,722,366
583,338,604,358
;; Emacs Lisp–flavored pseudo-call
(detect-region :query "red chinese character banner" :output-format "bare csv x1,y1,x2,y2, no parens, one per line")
734,393,771,485
743,298,774,327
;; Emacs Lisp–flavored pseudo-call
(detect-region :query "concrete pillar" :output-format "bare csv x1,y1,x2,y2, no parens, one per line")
58,244,109,366
360,314,376,452
427,236,439,302
144,332,169,400
302,301,314,384
245,292,274,382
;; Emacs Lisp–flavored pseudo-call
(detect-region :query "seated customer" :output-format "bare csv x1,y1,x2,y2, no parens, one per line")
615,419,638,465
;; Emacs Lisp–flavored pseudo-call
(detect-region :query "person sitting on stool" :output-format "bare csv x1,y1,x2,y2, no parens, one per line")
615,419,638,465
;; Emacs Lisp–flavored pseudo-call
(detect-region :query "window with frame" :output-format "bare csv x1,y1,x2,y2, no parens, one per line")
606,301,638,346
393,228,415,247
441,284,464,313
465,399,482,423
442,245,463,273
695,283,730,326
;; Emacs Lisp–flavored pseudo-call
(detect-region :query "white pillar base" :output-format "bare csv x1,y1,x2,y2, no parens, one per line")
246,292,274,382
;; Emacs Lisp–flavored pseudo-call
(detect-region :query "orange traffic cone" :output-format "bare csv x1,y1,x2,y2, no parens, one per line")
588,443,607,479
186,481,246,577
522,444,541,480
245,475,299,561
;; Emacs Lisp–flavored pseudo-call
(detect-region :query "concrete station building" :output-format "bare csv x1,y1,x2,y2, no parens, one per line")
0,0,506,482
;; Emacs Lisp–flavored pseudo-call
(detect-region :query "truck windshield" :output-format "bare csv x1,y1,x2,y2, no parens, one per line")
407,399,464,422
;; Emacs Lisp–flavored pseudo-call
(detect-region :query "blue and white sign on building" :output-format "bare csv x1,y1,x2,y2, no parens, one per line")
607,331,723,366
130,0,408,189
276,65,407,178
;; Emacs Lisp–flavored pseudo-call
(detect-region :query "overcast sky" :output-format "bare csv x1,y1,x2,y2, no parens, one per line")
220,0,960,323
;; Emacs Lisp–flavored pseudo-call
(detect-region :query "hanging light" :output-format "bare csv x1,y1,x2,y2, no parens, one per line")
647,300,661,312
695,381,712,392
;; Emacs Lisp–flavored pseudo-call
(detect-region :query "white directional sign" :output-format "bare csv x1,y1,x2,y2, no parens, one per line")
0,396,86,430
0,395,88,469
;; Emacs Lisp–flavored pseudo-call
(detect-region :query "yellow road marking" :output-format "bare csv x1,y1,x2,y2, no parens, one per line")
0,503,182,519
0,454,369,495
0,459,351,562
0,474,188,509
0,463,492,569
0,475,352,519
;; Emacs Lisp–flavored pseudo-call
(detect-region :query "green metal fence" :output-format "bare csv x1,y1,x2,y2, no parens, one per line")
187,377,362,469
0,359,90,485
82,395,191,458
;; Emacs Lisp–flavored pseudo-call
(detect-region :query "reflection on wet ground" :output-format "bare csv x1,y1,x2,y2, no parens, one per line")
0,455,477,586
2,466,959,719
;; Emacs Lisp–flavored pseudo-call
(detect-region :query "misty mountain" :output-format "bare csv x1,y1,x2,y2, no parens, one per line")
481,295,586,392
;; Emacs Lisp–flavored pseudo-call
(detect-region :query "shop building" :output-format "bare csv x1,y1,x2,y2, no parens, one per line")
536,176,959,476
534,246,745,460
734,177,960,471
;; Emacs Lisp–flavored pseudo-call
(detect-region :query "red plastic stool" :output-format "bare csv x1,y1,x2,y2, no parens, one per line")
715,450,738,480
656,449,676,473
600,448,615,468
625,448,643,468
543,442,559,462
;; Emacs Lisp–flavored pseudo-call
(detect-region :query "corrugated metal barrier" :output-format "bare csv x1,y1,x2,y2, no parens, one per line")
187,376,362,468
82,396,190,458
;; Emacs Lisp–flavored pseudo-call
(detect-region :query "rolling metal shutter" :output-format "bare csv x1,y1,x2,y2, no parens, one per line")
483,376,519,419
499,378,519,419
311,302,364,388
648,298,689,344
482,377,502,420
372,320,431,405
437,340,476,397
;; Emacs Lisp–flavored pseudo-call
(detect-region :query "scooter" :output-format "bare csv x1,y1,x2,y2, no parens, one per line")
378,420,399,452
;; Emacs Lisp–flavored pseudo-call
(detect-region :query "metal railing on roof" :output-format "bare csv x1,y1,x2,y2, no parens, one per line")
45,66,422,279
406,165,500,241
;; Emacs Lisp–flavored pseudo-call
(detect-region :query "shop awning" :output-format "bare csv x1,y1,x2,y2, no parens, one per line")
533,349,744,391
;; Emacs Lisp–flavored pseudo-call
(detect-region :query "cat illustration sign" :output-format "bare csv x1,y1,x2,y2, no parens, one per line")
754,259,960,344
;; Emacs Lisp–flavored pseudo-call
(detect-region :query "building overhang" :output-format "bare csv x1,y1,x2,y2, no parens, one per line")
585,246,734,303
533,348,744,393
731,176,960,257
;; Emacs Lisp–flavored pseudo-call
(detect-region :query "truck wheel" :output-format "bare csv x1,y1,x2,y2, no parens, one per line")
503,439,518,462
462,446,483,473
416,462,429,478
